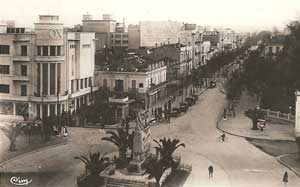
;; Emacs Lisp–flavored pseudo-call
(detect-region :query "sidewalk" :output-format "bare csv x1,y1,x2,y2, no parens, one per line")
217,91,300,178
218,91,295,141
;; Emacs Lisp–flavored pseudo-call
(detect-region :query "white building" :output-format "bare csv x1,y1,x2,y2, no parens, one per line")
94,57,167,109
0,15,96,120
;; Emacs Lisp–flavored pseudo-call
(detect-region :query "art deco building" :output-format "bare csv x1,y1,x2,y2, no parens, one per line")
0,15,96,120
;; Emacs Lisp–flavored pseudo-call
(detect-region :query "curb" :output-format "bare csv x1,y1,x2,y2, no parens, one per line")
216,116,295,141
0,139,69,168
217,115,300,179
277,154,300,178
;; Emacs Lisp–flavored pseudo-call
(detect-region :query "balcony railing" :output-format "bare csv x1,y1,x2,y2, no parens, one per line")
12,56,30,62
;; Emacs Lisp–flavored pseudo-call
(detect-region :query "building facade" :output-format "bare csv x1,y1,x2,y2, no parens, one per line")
0,15,96,120
139,21,183,48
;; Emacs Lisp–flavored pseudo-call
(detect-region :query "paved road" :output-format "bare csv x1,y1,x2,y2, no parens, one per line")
150,86,300,187
0,128,117,187
1,85,300,187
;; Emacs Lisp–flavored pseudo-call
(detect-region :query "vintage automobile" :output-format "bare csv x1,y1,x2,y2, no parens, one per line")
257,119,266,131
170,107,181,117
191,94,199,101
179,102,189,112
209,81,216,88
185,97,196,106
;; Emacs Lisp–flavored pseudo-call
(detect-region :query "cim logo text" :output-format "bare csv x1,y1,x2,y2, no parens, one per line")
10,176,32,186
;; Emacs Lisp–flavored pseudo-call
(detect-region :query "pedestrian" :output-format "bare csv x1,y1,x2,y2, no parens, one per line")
223,108,227,120
283,172,288,187
221,132,226,142
208,165,214,179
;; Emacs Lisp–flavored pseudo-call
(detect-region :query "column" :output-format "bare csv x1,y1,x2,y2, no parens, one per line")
40,63,42,96
55,63,57,95
48,63,50,95
13,102,16,115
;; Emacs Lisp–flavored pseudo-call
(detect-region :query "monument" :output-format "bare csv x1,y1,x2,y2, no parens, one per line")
129,111,151,174
295,91,300,135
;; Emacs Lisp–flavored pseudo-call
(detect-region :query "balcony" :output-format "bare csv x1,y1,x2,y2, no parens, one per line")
12,74,30,82
109,96,129,103
12,56,30,62
128,88,138,93
34,56,64,62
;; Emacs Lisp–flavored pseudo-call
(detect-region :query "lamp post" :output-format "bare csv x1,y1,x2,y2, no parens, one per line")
289,106,292,115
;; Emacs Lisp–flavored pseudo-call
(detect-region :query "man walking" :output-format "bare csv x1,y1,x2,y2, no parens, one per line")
283,172,288,187
208,165,214,179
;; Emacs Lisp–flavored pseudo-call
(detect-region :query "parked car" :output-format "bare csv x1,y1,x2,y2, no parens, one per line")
191,94,199,101
185,97,196,106
170,107,181,117
179,102,189,112
209,81,216,88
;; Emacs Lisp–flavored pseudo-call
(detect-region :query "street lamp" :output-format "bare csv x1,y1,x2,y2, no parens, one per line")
289,106,292,114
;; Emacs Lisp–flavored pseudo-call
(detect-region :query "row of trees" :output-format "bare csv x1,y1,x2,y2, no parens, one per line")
241,21,300,113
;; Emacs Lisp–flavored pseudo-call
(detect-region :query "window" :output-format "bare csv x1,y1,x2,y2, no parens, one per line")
80,79,83,89
21,45,27,56
37,63,41,94
42,63,48,94
0,45,9,54
21,85,27,96
82,44,91,48
21,65,27,76
37,46,42,56
50,104,55,116
85,78,88,88
122,40,128,44
89,77,92,87
0,84,9,93
42,46,48,56
103,79,107,88
57,46,61,56
132,80,136,89
115,40,121,44
139,83,143,88
71,80,74,93
76,79,79,91
0,65,9,74
276,46,280,53
269,46,272,54
50,46,56,56
50,63,56,95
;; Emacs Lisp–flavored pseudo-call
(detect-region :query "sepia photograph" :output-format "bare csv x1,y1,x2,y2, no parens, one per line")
0,0,300,186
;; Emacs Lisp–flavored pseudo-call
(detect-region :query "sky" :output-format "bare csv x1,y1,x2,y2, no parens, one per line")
1,0,300,32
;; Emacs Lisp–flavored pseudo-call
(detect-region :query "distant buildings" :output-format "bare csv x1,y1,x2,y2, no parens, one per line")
82,14,128,51
0,15,96,119
264,35,285,57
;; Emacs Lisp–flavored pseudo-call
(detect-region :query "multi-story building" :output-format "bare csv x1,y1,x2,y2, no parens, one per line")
82,14,116,51
94,54,167,111
0,25,36,119
0,15,96,120
221,28,237,50
82,14,129,50
128,24,140,49
149,43,193,81
139,21,183,48
264,35,285,57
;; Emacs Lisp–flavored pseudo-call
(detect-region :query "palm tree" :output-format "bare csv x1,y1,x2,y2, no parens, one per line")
102,128,129,160
143,155,167,187
74,151,110,187
153,138,185,170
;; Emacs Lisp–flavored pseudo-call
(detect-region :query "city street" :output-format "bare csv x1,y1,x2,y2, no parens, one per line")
1,85,300,187
150,85,300,187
